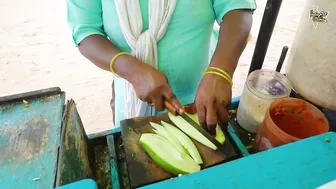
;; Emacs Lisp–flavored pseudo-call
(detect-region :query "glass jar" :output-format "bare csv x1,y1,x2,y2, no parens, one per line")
236,69,292,133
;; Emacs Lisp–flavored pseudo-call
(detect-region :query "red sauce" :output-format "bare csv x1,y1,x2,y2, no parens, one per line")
270,100,328,139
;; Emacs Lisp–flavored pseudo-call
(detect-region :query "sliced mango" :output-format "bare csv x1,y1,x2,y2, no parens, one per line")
185,113,226,145
161,121,203,164
139,133,200,175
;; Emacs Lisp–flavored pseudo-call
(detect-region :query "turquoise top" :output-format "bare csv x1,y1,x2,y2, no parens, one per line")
67,0,256,127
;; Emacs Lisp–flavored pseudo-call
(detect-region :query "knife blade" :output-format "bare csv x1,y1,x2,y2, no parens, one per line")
179,113,226,152
164,100,226,153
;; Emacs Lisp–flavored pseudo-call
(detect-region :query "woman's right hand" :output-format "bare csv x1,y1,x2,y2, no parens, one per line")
77,35,183,113
114,54,184,112
133,63,184,112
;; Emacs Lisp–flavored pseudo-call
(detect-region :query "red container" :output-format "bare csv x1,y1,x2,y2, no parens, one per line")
256,97,329,151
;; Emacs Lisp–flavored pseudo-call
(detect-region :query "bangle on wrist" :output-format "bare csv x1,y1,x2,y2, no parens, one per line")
203,67,233,87
110,52,130,77
207,66,232,81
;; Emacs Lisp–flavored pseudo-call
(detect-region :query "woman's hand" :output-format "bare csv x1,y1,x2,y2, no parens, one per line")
124,58,184,112
193,10,252,133
195,73,232,134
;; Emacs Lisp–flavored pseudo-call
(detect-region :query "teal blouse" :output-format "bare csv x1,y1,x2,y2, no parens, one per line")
67,0,256,127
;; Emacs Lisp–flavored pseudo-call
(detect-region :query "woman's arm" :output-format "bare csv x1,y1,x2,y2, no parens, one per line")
67,0,138,81
78,35,120,72
77,34,139,83
195,0,256,132
66,0,183,111
209,10,253,77
78,35,183,111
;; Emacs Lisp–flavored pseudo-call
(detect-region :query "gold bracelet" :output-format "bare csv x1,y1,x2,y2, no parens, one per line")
207,67,232,81
203,71,233,87
110,52,130,77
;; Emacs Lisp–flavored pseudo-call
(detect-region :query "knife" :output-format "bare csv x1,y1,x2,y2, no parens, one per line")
164,101,226,152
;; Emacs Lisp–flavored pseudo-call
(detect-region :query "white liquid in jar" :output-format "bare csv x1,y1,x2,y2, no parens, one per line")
236,69,292,133
237,87,274,133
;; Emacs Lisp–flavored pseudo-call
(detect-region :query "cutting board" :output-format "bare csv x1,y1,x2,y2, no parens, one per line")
120,113,239,188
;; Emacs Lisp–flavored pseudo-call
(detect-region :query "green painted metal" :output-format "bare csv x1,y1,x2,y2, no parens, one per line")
227,97,251,156
140,132,336,189
3,90,334,189
55,100,94,187
88,127,121,140
55,179,97,189
107,135,120,189
228,123,250,157
0,89,65,189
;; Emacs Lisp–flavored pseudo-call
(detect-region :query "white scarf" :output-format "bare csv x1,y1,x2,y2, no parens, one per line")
114,0,177,118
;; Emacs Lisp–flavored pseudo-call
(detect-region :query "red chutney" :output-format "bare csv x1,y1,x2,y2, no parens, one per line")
270,100,327,139
256,97,329,151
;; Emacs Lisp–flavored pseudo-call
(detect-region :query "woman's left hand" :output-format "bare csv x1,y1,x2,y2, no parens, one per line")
195,73,232,134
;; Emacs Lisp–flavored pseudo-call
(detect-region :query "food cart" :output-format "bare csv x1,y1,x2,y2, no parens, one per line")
1,0,335,188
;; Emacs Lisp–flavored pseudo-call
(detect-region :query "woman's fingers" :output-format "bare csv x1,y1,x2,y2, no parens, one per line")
162,87,184,114
196,102,207,130
196,97,227,135
205,103,217,135
184,103,197,114
152,95,165,111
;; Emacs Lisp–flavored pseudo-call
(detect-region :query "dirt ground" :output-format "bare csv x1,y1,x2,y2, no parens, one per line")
0,0,305,134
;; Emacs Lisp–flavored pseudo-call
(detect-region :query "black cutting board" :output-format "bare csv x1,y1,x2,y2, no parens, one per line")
120,113,239,188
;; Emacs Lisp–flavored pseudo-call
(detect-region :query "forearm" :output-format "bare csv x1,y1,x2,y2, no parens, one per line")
78,35,140,82
210,10,253,77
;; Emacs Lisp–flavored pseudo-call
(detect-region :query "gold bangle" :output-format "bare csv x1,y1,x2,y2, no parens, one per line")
207,67,232,81
203,71,233,87
110,52,130,77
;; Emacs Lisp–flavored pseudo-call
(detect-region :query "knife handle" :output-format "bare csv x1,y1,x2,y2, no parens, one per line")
164,100,178,115
164,100,186,116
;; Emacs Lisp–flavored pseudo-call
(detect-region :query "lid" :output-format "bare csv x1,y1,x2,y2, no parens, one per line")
246,69,292,100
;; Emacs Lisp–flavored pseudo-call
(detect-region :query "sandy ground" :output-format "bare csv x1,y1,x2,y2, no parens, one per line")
0,0,305,134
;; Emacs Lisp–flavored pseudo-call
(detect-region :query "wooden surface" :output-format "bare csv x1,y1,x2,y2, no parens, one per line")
56,100,94,187
0,91,65,189
120,113,239,188
140,132,336,189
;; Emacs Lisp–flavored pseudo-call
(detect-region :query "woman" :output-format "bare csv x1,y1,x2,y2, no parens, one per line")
66,0,256,134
